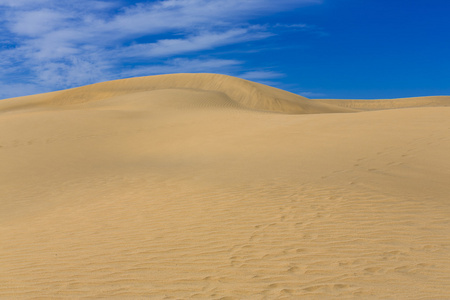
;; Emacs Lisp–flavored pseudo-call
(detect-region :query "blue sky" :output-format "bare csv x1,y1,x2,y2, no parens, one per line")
0,0,449,99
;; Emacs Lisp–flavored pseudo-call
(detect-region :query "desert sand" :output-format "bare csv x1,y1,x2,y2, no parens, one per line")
1,73,449,298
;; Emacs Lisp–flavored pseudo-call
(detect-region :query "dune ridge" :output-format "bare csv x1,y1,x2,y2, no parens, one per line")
1,73,354,114
1,74,450,298
316,96,450,110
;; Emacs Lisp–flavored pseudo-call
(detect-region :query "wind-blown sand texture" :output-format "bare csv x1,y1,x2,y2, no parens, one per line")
1,73,450,299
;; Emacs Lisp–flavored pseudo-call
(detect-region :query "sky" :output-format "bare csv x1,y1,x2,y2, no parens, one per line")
0,0,449,100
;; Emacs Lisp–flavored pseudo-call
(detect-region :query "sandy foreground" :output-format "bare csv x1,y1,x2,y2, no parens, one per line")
1,74,450,299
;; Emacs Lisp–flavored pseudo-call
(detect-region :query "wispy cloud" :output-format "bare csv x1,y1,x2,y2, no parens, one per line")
118,27,272,59
0,0,322,99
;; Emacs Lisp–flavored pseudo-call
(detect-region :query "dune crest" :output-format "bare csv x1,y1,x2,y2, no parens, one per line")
316,96,450,110
1,73,354,114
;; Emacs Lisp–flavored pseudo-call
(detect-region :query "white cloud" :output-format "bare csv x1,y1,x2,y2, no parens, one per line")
33,56,111,88
104,0,320,37
274,23,309,29
9,9,69,36
0,0,50,8
119,27,272,58
0,0,322,98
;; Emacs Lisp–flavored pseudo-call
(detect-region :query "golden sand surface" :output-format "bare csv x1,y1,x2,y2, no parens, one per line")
1,74,449,298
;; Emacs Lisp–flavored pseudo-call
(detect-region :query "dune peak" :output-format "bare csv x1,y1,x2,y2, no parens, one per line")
1,73,354,114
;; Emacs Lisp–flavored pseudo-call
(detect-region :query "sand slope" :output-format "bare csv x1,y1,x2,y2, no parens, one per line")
1,74,450,298
0,73,353,114
316,96,450,110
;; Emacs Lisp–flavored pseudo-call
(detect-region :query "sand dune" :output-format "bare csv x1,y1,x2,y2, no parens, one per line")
0,73,354,114
1,74,450,298
316,96,450,110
